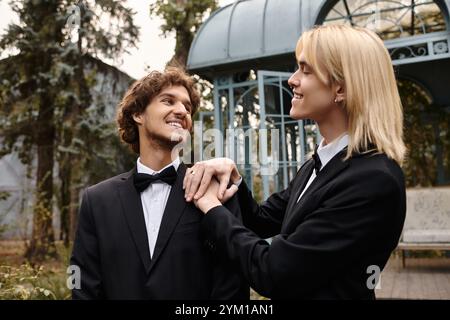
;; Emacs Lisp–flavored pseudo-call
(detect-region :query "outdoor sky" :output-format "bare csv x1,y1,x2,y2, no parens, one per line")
0,0,235,79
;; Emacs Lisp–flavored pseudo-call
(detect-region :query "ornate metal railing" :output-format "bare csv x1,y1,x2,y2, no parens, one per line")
385,31,450,65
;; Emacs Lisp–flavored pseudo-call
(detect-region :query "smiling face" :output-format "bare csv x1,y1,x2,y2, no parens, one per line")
288,53,337,122
133,85,193,150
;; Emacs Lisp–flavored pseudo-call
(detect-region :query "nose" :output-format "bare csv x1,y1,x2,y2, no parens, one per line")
173,102,188,116
288,70,300,89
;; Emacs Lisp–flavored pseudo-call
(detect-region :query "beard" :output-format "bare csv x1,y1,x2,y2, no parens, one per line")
145,127,188,151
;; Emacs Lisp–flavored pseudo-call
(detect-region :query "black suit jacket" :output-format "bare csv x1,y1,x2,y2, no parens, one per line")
200,150,406,299
71,163,249,300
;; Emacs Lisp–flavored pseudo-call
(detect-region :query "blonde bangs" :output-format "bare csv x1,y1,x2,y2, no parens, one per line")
295,29,330,86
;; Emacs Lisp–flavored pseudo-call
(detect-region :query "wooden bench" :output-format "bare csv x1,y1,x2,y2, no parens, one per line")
397,187,450,267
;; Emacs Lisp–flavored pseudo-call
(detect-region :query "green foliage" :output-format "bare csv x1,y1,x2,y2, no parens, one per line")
150,0,217,36
0,225,9,239
0,192,12,238
399,79,450,187
0,264,69,300
0,191,10,202
150,0,218,67
0,0,139,165
0,0,139,260
0,241,72,299
76,0,140,60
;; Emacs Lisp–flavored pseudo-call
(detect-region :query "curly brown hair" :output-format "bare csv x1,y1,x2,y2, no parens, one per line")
116,68,200,154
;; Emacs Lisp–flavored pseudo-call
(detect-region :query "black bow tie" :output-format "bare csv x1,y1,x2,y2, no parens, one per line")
133,166,177,192
312,144,322,175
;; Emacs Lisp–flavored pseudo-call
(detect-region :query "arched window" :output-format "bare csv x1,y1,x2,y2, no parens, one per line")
319,1,450,64
322,0,447,40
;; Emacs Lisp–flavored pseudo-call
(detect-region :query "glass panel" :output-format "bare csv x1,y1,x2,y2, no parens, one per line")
323,0,447,40
218,89,229,131
303,120,319,158
212,72,321,197
234,86,260,130
262,76,306,193
285,121,301,165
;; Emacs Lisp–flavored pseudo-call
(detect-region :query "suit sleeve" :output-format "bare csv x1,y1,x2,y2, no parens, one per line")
236,167,303,238
208,194,250,300
70,189,104,299
201,170,402,298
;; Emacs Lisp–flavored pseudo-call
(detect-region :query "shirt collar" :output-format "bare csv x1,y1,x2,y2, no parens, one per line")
316,133,349,170
136,157,180,175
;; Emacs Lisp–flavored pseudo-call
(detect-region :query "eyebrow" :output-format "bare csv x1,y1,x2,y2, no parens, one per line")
159,93,192,109
298,60,310,68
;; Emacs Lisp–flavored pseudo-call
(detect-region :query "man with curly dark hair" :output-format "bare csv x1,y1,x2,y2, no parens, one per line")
70,68,249,300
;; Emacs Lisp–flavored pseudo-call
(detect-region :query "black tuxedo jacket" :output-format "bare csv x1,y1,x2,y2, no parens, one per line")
200,150,406,299
70,163,249,299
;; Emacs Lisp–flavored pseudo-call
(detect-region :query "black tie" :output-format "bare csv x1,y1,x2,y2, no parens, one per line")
133,166,177,192
312,144,322,175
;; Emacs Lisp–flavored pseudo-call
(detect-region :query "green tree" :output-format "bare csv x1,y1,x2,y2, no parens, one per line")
399,79,450,187
150,0,218,68
149,0,218,167
0,0,138,262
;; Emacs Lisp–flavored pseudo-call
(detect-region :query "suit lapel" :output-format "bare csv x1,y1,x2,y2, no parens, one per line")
301,149,349,200
285,159,314,216
284,149,350,227
148,163,188,273
117,167,152,274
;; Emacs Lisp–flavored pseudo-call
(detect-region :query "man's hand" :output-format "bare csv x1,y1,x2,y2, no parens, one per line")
183,158,241,202
193,178,222,214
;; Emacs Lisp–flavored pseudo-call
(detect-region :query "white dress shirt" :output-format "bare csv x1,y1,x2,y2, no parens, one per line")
297,134,349,203
137,157,180,258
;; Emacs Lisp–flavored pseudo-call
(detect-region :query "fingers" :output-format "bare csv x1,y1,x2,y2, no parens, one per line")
221,184,238,203
193,169,214,200
185,164,205,202
183,162,203,190
184,166,195,200
184,158,239,202
217,175,230,201
183,162,202,195
183,169,189,190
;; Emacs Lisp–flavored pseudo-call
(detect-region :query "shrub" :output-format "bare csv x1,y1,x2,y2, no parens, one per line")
0,263,70,300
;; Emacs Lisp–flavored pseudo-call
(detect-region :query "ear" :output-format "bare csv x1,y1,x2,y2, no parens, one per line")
334,83,346,103
132,113,144,125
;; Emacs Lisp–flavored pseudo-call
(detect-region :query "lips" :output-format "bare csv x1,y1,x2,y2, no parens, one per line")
167,121,183,129
293,91,304,99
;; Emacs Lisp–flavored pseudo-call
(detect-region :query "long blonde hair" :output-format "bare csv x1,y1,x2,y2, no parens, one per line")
296,25,406,166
